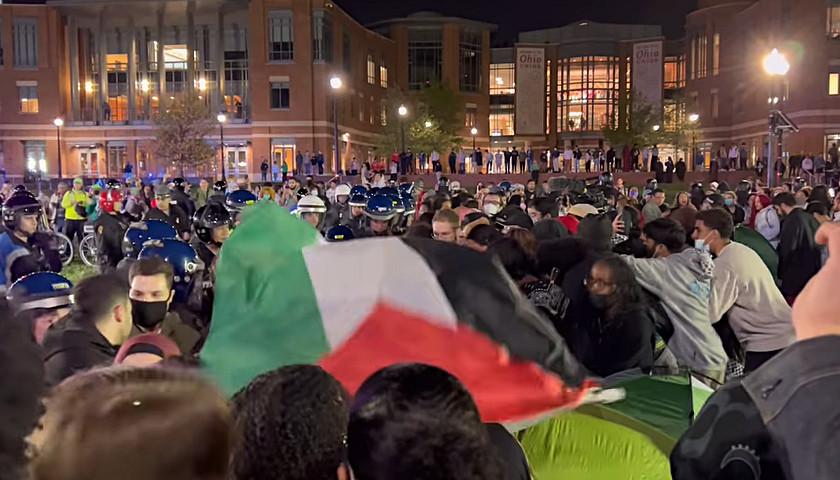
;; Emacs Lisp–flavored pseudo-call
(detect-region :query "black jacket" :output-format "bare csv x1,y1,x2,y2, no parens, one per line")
94,213,130,270
42,313,118,386
170,189,196,218
8,232,62,284
777,208,821,298
144,205,190,238
567,306,655,378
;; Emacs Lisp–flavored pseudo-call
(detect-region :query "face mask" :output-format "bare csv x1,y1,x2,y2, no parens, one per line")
311,189,319,196
724,198,734,207
483,203,500,216
131,299,169,331
694,233,712,253
629,191,639,199
589,293,610,310
834,211,840,222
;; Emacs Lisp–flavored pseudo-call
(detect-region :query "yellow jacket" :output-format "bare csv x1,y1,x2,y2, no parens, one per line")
61,190,89,220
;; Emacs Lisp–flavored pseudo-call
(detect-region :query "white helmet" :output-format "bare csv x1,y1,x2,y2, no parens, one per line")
335,184,352,198
294,195,327,216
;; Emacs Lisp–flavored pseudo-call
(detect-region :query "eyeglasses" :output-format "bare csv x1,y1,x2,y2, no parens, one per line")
583,276,613,290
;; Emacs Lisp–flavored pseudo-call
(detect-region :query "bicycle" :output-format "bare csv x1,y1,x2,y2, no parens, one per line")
54,231,74,267
79,224,97,267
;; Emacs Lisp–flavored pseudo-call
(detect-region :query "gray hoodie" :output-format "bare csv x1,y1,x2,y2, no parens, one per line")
622,248,727,378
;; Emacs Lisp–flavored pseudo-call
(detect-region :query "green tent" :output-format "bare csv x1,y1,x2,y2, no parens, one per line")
517,373,714,480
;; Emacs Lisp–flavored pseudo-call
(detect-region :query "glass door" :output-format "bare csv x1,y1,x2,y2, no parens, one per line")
272,143,295,173
79,149,100,177
107,144,127,178
226,147,248,176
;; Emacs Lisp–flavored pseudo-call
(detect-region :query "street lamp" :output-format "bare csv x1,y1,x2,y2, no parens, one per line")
424,120,433,129
763,48,790,187
330,75,343,176
53,117,64,180
688,113,699,171
470,127,478,150
216,113,227,180
652,124,660,132
398,104,408,153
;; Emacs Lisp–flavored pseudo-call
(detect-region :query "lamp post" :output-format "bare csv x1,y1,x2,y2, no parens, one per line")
763,48,790,187
53,117,64,180
330,75,343,176
688,113,699,171
470,127,478,150
398,104,408,153
216,113,227,180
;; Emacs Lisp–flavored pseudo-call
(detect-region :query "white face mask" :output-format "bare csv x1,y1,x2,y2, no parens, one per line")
833,211,840,222
694,233,712,253
483,203,500,216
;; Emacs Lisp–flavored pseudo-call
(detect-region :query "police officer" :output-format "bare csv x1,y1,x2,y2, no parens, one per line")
224,189,257,226
0,190,62,290
116,219,178,277
362,194,397,237
94,186,130,273
6,272,74,345
294,194,327,231
208,179,228,206
144,184,190,240
190,202,231,324
347,191,369,236
170,177,196,218
326,224,355,242
323,184,351,230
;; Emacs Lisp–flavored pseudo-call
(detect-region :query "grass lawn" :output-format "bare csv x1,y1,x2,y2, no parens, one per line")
62,261,97,283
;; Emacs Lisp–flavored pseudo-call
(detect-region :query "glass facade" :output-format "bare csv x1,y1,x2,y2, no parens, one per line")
490,107,514,136
459,29,482,92
664,55,685,89
557,56,619,132
490,63,514,95
408,28,442,90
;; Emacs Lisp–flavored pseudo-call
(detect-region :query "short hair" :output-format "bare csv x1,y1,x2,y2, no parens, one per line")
773,192,797,208
652,188,665,195
30,367,232,480
432,208,460,228
73,274,129,322
532,197,559,217
643,218,687,253
695,208,734,240
488,237,534,281
129,257,174,290
466,224,503,246
806,201,829,216
231,365,349,480
348,364,502,480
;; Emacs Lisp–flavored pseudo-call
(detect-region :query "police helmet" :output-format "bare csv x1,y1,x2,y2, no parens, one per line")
106,178,122,190
335,184,352,199
349,193,368,207
225,189,257,212
213,179,228,193
138,239,204,303
387,193,405,214
122,220,178,259
294,194,327,216
325,225,355,242
171,177,187,191
499,181,512,193
6,272,74,314
364,194,397,221
401,193,416,215
13,185,28,194
398,182,414,195
2,191,43,230
193,203,232,245
350,185,368,198
368,187,381,197
379,187,399,198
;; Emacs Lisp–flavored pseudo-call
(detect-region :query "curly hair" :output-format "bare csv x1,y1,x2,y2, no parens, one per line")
348,363,502,480
231,365,349,480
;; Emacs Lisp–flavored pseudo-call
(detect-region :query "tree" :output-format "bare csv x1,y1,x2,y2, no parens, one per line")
602,90,665,149
152,95,216,176
375,83,463,156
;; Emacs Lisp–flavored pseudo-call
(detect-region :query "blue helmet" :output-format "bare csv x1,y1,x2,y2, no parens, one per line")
350,185,368,198
2,190,42,230
380,187,399,197
225,189,257,212
349,193,368,207
122,220,178,259
398,182,414,195
325,225,355,242
499,181,512,193
364,194,396,221
6,272,73,314
401,193,416,215
192,203,232,245
387,193,405,214
138,238,204,303
368,187,381,197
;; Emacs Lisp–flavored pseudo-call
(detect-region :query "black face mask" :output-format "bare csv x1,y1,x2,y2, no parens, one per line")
131,299,169,331
589,293,611,310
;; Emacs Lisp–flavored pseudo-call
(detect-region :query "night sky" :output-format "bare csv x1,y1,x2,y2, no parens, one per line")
338,0,697,44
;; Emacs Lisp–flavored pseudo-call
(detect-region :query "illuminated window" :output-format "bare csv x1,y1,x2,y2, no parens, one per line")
712,33,720,76
268,10,294,62
490,63,515,95
697,34,708,79
367,55,376,84
19,85,38,113
490,106,514,136
379,63,388,88
689,37,695,80
664,55,685,89
828,6,840,38
830,73,839,95
557,56,619,132
459,29,482,92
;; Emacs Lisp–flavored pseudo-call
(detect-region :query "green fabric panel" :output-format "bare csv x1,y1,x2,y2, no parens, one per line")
604,376,694,441
734,226,779,281
200,202,328,396
517,411,671,480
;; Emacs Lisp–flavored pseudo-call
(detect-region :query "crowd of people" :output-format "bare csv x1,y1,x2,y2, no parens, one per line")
0,164,839,479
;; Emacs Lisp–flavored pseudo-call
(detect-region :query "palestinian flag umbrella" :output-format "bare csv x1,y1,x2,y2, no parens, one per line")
201,202,593,424
516,372,715,479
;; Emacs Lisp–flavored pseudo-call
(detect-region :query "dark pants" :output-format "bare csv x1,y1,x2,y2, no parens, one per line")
317,162,324,175
261,171,267,182
745,349,783,373
65,219,86,245
531,170,539,182
54,217,65,234
505,159,511,174
449,159,456,173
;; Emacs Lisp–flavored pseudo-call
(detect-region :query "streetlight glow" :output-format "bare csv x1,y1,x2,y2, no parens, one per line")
329,76,343,90
652,124,661,132
470,127,478,135
84,81,94,93
398,105,408,117
197,78,207,91
140,79,150,93
53,117,64,127
342,132,350,141
763,48,790,76
424,120,433,128
688,113,699,123
217,113,227,123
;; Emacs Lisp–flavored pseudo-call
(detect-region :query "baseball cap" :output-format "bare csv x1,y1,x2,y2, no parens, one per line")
73,177,84,185
567,203,598,218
